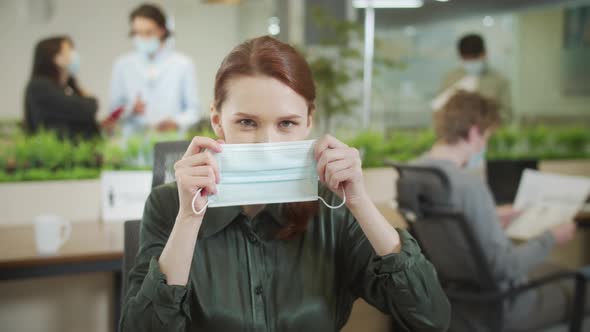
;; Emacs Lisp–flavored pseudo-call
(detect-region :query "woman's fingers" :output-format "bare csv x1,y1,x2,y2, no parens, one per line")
176,165,216,180
177,173,217,195
317,147,359,183
183,136,223,158
325,158,356,188
326,167,355,191
314,134,348,161
174,151,220,183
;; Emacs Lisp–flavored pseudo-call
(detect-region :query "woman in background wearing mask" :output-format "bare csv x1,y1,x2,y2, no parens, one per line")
24,36,99,140
120,36,450,332
107,3,199,136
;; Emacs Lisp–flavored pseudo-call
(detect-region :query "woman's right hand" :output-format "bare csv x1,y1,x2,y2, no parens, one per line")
174,137,223,223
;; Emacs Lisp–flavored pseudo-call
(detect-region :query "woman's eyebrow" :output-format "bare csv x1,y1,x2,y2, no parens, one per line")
233,112,260,119
232,113,303,121
278,114,303,120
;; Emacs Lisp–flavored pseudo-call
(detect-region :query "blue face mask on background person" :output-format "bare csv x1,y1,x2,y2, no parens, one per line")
466,147,487,169
462,60,486,76
191,140,345,215
67,52,80,76
134,36,160,56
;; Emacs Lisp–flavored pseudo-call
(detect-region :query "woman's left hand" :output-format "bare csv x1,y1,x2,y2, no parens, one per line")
314,134,369,208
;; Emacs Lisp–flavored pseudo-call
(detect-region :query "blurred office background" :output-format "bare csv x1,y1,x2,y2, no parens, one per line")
0,0,589,331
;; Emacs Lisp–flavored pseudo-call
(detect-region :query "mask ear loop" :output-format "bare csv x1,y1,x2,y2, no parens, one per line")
191,188,209,215
318,188,346,209
193,187,346,214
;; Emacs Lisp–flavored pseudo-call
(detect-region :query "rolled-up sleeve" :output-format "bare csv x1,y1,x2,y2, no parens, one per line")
340,215,451,332
120,186,191,331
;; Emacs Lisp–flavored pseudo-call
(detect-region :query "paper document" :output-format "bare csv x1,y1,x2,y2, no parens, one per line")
431,75,479,111
506,170,590,240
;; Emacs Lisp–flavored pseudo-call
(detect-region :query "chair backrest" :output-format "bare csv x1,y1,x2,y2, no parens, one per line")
151,140,191,188
390,162,498,292
122,140,190,298
122,219,140,300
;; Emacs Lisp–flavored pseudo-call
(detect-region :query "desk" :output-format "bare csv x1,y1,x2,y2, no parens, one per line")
0,223,123,332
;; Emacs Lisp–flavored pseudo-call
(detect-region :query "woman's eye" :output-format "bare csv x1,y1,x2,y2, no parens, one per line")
239,119,256,127
279,121,297,128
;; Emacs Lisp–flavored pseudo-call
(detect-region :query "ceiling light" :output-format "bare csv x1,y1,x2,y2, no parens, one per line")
352,0,424,9
483,15,495,27
268,17,280,36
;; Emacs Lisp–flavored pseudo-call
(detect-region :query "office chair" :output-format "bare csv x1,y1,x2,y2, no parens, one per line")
389,162,588,332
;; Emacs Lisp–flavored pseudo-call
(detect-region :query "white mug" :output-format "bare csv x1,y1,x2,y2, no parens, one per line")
33,215,72,255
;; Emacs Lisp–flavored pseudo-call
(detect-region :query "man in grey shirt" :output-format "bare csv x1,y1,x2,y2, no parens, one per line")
414,91,581,331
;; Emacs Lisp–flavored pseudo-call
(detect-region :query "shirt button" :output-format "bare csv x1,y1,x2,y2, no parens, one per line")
255,286,263,295
248,234,258,244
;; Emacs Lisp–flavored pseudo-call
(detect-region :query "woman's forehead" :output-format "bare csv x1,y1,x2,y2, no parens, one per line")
223,76,308,119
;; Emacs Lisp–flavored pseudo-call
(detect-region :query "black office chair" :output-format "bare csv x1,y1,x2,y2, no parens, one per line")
150,140,191,189
122,140,190,302
389,162,588,332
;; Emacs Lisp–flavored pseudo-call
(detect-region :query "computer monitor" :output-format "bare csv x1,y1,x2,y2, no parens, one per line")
486,159,539,205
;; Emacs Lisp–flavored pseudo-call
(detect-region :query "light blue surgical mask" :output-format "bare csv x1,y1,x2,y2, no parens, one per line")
462,60,486,76
191,140,345,214
466,147,487,169
133,36,160,56
67,52,80,76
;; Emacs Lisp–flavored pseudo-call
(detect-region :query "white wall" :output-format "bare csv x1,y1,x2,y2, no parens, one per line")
514,6,590,116
0,0,250,122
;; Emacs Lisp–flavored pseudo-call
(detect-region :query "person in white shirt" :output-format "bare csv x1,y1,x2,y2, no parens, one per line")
108,3,199,135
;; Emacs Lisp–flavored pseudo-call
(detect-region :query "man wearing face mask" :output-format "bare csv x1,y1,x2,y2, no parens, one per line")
413,91,582,331
108,3,199,136
440,34,512,123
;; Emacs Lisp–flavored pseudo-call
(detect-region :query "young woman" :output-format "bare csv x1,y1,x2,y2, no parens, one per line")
25,36,99,140
121,36,450,332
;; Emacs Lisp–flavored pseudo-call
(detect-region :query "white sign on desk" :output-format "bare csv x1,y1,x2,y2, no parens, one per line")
101,171,152,223
506,170,590,240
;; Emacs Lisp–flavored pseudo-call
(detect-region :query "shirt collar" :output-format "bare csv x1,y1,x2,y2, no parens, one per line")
198,203,286,239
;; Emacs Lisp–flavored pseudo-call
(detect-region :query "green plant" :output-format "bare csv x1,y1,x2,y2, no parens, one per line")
347,126,590,168
1,125,588,182
72,140,100,168
487,126,590,160
346,131,387,167
190,127,217,140
305,6,399,133
101,141,125,169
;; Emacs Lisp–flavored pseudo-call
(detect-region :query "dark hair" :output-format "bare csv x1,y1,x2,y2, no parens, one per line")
31,36,70,82
434,91,501,144
458,34,486,58
31,36,82,95
214,36,318,240
129,3,171,39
